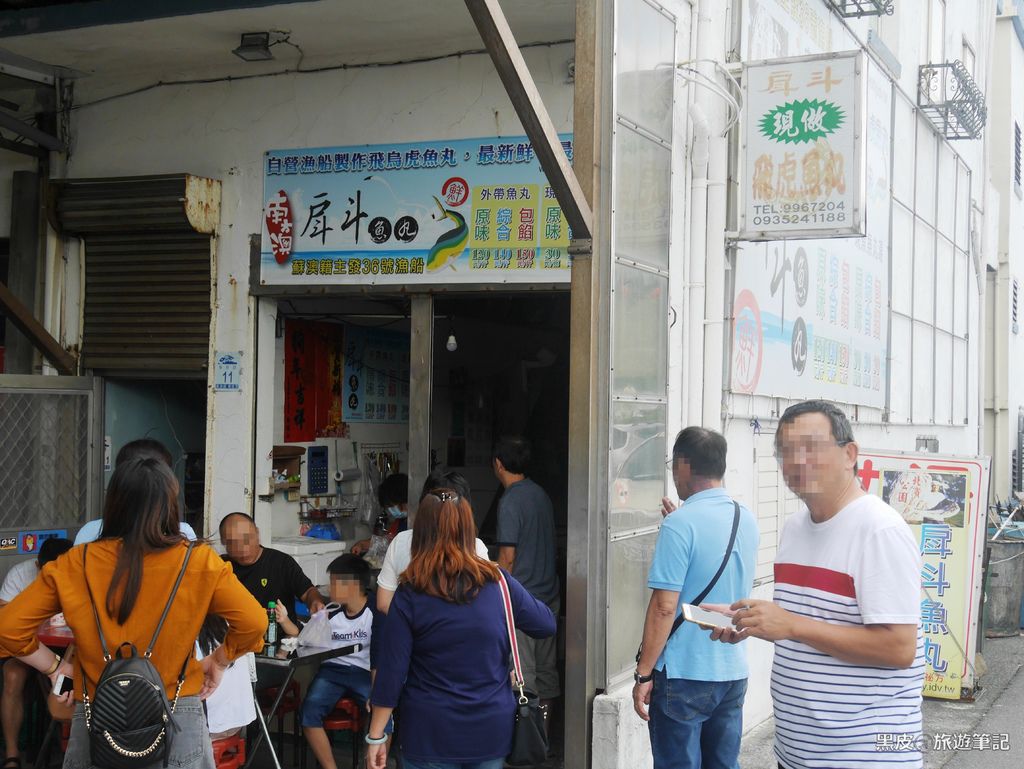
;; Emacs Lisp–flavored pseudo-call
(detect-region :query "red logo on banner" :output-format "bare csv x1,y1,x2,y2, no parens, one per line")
441,177,469,207
733,289,763,393
265,190,294,264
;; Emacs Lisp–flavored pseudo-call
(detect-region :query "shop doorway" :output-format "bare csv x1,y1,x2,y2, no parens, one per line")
104,379,208,533
431,292,570,749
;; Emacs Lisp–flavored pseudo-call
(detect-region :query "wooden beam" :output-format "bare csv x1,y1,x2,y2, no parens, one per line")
0,136,46,158
0,109,62,151
464,0,593,240
0,280,76,374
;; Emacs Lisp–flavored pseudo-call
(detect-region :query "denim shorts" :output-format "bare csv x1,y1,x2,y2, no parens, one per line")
301,662,392,733
63,697,214,769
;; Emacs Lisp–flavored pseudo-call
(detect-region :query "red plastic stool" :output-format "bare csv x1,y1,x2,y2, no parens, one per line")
316,697,364,769
212,734,246,769
257,681,302,766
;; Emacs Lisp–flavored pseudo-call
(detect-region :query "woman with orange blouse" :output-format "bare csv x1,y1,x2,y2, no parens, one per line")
0,457,267,769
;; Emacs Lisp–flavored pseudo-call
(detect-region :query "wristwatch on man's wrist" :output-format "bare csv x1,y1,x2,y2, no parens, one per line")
633,669,653,684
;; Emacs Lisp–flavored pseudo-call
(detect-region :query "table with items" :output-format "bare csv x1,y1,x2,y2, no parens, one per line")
244,642,362,769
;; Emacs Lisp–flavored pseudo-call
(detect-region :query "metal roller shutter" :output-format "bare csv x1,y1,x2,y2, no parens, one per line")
48,175,220,376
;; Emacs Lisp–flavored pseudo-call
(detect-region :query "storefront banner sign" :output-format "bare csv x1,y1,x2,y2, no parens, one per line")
858,451,990,700
342,326,410,424
261,135,573,287
740,50,866,240
732,58,890,409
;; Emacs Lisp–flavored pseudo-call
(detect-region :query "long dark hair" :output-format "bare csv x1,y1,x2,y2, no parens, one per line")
402,488,498,603
101,457,185,623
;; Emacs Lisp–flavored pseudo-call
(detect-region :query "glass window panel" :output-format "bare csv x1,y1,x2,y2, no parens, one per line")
912,320,934,423
891,204,913,315
615,126,671,270
936,146,956,240
913,219,935,323
893,101,916,206
935,237,954,333
889,313,913,421
953,337,967,423
954,249,969,338
915,124,937,225
607,532,657,677
616,0,675,142
613,265,668,397
935,331,953,424
610,401,666,534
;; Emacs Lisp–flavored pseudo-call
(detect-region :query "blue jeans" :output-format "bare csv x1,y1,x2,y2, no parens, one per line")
301,662,392,731
402,761,503,769
63,697,214,769
648,670,747,769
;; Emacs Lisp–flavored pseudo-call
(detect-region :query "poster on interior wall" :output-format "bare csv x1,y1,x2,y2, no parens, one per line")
260,135,573,287
857,451,990,700
284,319,345,442
342,326,410,424
731,58,890,408
740,50,866,240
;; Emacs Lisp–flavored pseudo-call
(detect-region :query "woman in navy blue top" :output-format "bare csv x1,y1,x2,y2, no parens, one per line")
367,488,556,769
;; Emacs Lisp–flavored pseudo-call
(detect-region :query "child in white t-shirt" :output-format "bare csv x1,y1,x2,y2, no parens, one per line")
289,554,390,769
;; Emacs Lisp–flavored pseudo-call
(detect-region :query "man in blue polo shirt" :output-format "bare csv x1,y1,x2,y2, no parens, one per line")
632,427,758,769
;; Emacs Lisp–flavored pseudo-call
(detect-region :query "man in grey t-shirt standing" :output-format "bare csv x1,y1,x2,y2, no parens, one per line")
494,435,560,721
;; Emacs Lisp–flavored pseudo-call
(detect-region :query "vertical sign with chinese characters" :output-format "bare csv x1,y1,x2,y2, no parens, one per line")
858,451,990,700
261,135,573,287
732,56,889,408
741,51,865,240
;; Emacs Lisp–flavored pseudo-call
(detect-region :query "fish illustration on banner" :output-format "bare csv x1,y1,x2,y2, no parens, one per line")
427,196,468,271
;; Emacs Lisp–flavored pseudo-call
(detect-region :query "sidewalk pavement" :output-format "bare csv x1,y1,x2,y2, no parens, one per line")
738,633,1024,768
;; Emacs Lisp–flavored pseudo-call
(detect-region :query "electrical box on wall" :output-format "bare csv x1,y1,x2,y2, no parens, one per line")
306,445,329,495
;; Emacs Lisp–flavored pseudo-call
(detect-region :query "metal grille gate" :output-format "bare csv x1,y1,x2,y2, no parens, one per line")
0,376,102,530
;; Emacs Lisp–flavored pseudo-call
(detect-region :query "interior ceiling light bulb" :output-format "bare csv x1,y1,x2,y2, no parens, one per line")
446,333,458,352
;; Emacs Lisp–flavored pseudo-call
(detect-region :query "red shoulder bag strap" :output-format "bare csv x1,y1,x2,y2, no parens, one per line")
497,572,529,703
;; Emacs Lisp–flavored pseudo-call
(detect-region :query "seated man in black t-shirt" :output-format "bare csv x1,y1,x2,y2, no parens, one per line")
219,512,326,625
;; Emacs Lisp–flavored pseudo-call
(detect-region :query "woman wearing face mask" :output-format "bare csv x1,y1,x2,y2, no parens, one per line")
351,473,409,557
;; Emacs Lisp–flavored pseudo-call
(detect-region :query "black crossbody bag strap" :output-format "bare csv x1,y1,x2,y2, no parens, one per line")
636,501,741,664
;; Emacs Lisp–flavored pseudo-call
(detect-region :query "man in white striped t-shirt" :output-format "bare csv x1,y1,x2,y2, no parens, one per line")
715,400,924,769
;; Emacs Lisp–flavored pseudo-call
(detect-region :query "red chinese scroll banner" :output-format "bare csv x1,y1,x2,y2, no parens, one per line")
283,319,344,442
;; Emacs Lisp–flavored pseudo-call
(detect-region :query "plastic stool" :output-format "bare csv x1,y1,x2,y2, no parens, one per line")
212,734,246,769
317,698,364,769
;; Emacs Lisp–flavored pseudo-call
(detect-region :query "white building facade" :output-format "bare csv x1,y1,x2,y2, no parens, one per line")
0,1,1000,768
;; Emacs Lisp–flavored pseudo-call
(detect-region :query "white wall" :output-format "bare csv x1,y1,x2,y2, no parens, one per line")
60,43,575,534
987,14,1024,498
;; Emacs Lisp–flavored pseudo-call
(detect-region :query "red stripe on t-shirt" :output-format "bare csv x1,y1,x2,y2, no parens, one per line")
774,562,856,599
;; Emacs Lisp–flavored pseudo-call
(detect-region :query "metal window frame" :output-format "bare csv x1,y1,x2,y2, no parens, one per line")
0,374,104,524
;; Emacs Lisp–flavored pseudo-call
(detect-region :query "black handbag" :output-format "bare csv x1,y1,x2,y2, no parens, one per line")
81,542,195,769
497,573,549,768
635,501,741,665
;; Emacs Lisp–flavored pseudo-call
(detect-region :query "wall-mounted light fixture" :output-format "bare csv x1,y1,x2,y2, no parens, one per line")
233,32,274,62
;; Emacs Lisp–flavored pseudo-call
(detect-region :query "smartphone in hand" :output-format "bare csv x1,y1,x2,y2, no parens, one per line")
52,673,74,696
682,603,738,631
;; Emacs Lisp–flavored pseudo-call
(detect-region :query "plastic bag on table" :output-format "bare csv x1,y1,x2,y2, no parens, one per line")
364,533,391,569
356,459,383,526
297,602,340,647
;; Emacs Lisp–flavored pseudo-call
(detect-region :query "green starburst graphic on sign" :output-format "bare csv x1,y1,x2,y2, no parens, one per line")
759,99,845,144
